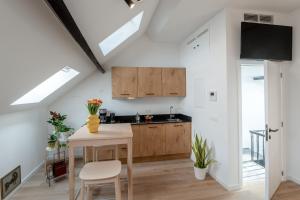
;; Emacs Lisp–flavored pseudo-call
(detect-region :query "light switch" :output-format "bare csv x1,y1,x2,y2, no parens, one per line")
209,90,217,102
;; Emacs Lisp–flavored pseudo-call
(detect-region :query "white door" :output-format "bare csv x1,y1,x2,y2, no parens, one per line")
264,61,283,199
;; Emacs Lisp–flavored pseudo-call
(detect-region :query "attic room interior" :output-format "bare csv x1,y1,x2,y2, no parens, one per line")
2,0,300,199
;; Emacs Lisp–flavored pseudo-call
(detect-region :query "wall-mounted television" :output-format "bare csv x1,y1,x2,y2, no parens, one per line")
240,22,292,61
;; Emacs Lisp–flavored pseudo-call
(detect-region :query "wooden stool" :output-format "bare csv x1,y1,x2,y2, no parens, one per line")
79,160,122,200
84,145,119,163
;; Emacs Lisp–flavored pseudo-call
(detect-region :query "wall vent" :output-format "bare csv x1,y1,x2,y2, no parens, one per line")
259,14,274,24
244,13,258,22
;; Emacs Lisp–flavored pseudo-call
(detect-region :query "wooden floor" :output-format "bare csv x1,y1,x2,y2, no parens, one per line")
10,159,300,200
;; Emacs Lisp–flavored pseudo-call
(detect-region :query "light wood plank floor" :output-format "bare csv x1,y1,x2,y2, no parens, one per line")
10,159,300,200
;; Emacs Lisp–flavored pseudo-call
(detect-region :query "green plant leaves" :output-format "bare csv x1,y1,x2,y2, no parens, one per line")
192,134,215,169
87,104,100,115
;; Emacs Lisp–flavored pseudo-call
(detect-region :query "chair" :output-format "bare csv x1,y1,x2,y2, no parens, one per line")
84,145,119,163
79,160,122,200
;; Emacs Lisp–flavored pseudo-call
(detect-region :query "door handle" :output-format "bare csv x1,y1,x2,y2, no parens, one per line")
269,128,279,133
265,124,269,141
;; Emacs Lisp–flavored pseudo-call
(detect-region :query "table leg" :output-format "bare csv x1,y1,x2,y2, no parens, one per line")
127,139,133,200
115,145,119,160
69,146,75,200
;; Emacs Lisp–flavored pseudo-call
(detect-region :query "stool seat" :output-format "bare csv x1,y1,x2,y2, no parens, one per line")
79,160,121,181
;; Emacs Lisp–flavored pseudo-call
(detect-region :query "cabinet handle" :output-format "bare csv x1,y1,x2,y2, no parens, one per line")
174,125,183,127
169,92,178,95
149,126,157,129
120,93,130,96
145,93,155,96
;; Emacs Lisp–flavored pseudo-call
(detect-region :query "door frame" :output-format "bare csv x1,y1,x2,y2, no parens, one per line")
236,60,287,190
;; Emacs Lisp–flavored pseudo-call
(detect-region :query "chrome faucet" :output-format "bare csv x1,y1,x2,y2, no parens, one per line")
169,106,175,119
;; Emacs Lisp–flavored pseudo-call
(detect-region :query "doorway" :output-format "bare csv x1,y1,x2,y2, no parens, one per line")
239,61,284,200
241,63,266,183
239,62,266,199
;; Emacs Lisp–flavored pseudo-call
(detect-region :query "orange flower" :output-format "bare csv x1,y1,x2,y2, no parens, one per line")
87,98,102,105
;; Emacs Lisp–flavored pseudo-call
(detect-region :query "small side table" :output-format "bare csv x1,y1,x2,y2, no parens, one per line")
45,147,68,187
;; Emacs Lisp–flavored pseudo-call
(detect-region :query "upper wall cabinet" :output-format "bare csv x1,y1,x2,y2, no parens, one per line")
138,68,162,97
162,68,186,97
112,67,138,98
112,67,186,98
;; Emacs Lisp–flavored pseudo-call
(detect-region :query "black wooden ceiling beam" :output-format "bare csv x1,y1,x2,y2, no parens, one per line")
45,0,105,73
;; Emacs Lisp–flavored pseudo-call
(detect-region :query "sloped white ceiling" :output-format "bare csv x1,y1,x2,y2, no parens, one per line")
63,0,159,64
147,0,300,43
0,0,159,114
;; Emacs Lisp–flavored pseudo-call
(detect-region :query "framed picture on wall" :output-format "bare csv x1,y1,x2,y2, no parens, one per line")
1,166,21,199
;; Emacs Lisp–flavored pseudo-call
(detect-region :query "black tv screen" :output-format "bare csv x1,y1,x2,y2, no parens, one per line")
240,22,292,61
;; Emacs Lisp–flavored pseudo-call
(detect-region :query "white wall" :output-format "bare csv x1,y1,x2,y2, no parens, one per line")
286,8,300,184
0,108,48,181
180,10,232,189
50,35,182,132
241,65,265,149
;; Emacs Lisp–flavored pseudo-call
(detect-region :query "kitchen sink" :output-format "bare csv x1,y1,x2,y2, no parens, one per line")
166,118,182,122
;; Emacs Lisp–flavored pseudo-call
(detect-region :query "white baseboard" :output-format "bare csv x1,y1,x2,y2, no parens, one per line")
4,161,44,200
287,175,300,185
22,161,44,183
209,172,241,191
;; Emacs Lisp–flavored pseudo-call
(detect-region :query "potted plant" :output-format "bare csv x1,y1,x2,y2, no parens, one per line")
86,98,102,133
47,111,73,148
192,134,215,180
47,134,57,149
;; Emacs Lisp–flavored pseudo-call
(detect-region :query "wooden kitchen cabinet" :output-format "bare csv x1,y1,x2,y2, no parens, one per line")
165,123,191,155
86,122,191,163
162,68,186,96
140,124,165,157
132,125,142,157
118,125,141,159
138,67,162,97
112,67,138,98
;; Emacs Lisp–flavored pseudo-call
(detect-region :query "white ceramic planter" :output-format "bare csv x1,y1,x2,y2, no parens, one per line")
194,167,208,180
58,131,70,144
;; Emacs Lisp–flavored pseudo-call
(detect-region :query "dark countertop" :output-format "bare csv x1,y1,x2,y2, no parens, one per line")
104,114,191,125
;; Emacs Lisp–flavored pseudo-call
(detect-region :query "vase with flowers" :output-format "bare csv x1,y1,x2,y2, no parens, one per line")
87,98,102,133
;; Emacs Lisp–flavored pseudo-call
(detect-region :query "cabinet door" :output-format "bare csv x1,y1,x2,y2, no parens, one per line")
140,124,165,156
138,68,162,97
112,67,138,98
118,125,141,159
162,68,186,96
165,123,191,154
132,125,142,157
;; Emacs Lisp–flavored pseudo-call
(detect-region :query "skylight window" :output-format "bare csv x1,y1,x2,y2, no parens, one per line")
11,66,79,105
99,11,144,56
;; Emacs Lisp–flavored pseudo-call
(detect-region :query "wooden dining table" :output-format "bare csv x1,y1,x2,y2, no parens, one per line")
68,123,133,200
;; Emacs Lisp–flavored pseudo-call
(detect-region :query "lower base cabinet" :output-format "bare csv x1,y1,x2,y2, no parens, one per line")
165,123,191,154
85,122,191,162
132,122,191,161
139,124,165,157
